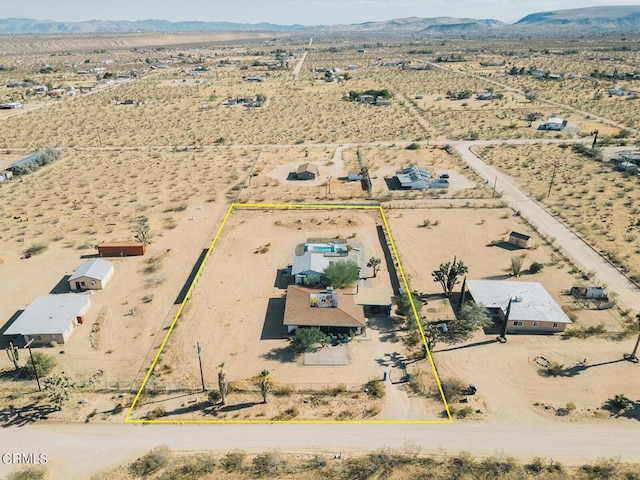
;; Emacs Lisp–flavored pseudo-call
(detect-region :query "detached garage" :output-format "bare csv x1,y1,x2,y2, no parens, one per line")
68,258,114,291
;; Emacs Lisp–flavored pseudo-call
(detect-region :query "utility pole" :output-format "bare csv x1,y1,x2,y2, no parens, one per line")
547,161,558,198
24,339,41,392
196,342,206,392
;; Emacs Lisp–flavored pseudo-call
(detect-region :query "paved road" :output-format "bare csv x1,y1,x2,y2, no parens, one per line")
453,141,640,313
1,420,639,478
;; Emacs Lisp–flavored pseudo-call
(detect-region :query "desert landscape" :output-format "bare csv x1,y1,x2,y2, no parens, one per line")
1,8,640,478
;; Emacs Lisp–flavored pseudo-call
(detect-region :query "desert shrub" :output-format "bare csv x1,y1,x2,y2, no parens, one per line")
406,142,420,150
606,393,631,411
252,452,284,476
145,406,166,420
529,261,544,274
24,243,48,256
479,456,517,477
207,390,221,404
273,384,296,397
365,380,386,398
222,451,246,472
564,324,606,338
581,458,620,479
7,467,48,480
525,457,545,474
455,405,474,419
438,377,467,402
24,352,56,379
129,445,171,477
545,361,565,376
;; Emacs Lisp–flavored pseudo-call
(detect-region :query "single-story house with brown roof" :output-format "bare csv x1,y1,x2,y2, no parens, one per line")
283,285,366,335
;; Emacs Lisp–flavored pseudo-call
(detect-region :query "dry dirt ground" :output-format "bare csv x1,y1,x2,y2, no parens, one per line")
1,32,640,478
129,207,439,422
473,142,640,283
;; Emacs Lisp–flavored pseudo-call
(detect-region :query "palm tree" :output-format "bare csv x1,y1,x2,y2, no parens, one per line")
259,369,271,404
217,363,228,405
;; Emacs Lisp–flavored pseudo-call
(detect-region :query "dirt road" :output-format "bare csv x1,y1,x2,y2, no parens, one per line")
453,141,640,314
1,420,639,478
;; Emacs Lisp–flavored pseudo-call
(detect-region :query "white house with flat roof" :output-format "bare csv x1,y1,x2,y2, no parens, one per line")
4,294,92,345
68,258,114,291
465,280,572,333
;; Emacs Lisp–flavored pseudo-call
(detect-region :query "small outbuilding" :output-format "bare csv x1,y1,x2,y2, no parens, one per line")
295,162,319,180
68,258,114,291
538,117,567,131
3,294,92,345
98,242,146,257
508,231,531,249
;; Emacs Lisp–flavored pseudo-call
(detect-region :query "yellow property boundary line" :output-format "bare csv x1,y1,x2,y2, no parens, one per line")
124,203,452,424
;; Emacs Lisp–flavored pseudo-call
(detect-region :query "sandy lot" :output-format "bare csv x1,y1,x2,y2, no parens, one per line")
128,207,441,421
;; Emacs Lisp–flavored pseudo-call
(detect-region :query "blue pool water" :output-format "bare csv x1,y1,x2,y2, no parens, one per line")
309,245,334,253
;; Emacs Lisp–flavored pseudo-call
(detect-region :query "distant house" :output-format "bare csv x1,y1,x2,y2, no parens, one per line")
618,161,638,173
358,94,375,104
347,171,363,181
68,258,114,291
295,162,319,180
571,285,607,300
283,285,366,335
30,85,48,94
0,102,23,109
609,88,628,96
3,294,92,345
396,165,431,189
245,76,266,82
618,151,640,163
465,280,572,334
508,231,531,249
538,117,567,131
374,98,391,106
0,170,13,181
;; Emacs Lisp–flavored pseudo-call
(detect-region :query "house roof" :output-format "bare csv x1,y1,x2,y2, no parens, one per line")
292,251,332,276
466,280,572,324
4,294,91,337
396,165,430,188
69,258,114,282
284,285,366,328
546,117,565,125
296,162,318,174
509,231,531,241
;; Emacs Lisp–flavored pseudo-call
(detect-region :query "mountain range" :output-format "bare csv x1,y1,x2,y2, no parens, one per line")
0,6,639,35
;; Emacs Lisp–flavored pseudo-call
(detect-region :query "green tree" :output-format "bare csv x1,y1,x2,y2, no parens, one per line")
24,352,56,379
323,260,360,288
366,257,382,278
258,369,270,404
44,374,75,410
432,257,468,297
290,327,327,355
395,292,422,319
442,302,492,344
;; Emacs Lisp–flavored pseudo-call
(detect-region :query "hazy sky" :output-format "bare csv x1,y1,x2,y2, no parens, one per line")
4,1,640,25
